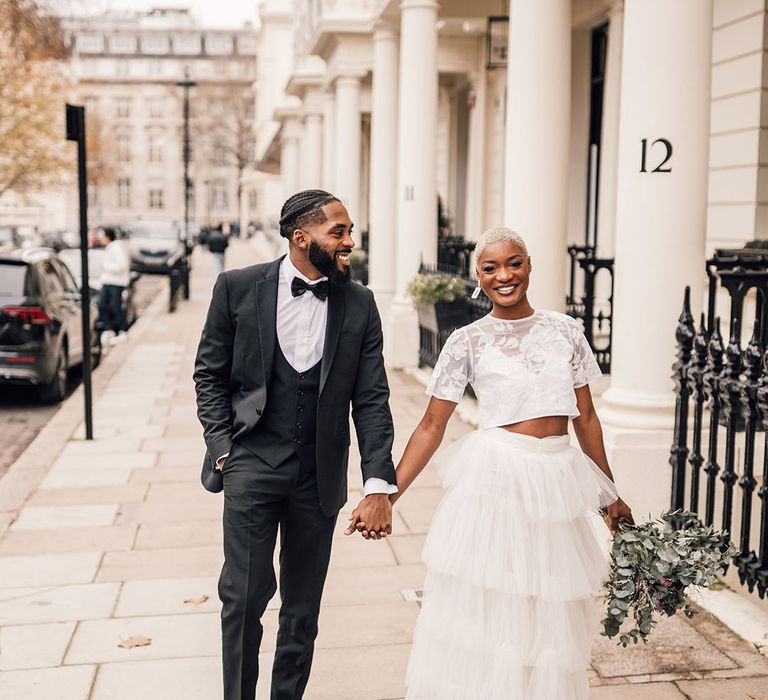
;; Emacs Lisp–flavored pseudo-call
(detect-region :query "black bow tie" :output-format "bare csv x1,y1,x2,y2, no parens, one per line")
291,277,329,301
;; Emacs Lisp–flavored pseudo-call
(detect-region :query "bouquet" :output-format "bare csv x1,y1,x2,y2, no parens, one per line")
601,510,736,647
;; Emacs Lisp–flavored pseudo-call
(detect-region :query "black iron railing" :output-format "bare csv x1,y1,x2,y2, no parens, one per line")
670,248,768,597
436,237,476,278
566,244,614,373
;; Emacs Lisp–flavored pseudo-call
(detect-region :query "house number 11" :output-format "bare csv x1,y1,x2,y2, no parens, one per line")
640,138,673,173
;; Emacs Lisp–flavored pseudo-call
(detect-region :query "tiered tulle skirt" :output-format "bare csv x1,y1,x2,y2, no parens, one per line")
405,428,619,700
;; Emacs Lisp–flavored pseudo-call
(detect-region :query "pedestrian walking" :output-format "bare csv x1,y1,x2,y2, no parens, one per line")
354,227,634,699
98,228,130,345
207,224,229,279
194,189,396,700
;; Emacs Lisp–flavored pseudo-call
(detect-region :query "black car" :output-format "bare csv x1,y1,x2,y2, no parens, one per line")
58,247,139,327
0,248,100,403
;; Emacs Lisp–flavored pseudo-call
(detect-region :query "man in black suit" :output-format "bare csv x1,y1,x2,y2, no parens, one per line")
194,190,396,700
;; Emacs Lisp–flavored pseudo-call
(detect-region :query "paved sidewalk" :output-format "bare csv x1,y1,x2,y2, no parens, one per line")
1,239,768,699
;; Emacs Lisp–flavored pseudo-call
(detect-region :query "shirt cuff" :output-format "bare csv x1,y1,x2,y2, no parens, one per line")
215,452,229,471
363,477,398,496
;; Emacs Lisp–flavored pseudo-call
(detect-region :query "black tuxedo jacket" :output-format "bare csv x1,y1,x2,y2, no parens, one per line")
193,257,396,516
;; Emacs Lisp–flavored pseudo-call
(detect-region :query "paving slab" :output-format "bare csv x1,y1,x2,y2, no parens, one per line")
0,583,120,625
0,621,75,670
0,552,102,588
96,546,223,582
65,612,220,664
676,676,768,698
51,452,156,471
0,665,96,700
591,613,738,677
589,682,686,699
302,643,410,700
90,657,221,700
39,467,134,489
133,520,221,550
28,484,148,505
11,504,119,531
0,526,136,555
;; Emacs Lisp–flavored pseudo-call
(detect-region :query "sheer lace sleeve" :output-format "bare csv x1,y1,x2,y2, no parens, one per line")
570,323,602,388
426,328,473,402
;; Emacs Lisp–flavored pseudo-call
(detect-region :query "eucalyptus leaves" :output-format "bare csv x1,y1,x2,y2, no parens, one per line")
601,511,735,647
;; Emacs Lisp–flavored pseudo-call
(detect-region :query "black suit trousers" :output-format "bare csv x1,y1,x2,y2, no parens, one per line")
219,442,337,700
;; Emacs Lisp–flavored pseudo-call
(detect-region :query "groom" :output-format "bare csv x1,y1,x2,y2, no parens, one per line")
194,190,397,700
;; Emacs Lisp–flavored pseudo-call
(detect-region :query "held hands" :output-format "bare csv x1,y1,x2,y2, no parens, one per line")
344,494,393,540
606,498,634,535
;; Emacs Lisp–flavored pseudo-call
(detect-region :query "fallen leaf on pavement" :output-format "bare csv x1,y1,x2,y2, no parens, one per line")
118,635,152,649
183,595,209,605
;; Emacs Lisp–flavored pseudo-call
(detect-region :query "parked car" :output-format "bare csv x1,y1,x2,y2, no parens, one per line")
58,247,139,327
125,220,187,274
0,247,100,403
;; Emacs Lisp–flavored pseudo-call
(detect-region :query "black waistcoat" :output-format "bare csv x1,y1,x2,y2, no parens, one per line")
240,343,321,469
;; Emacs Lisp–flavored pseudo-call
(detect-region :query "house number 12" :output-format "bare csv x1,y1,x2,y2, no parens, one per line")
640,138,673,173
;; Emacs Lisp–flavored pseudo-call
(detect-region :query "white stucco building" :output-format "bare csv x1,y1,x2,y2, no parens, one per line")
57,7,258,229
250,0,768,605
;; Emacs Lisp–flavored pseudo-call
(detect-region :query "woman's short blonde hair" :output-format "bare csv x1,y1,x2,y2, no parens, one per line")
474,227,529,259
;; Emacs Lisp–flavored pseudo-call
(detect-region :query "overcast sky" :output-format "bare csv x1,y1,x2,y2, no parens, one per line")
61,0,260,28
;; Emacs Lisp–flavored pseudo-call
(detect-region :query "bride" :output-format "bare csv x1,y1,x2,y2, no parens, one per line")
393,227,633,699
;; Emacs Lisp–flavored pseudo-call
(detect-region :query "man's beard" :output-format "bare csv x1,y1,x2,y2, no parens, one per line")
308,242,351,285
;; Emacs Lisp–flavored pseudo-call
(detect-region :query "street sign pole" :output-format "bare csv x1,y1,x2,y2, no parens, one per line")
65,104,94,440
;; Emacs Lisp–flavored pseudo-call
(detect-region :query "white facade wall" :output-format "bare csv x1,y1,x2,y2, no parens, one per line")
707,0,768,252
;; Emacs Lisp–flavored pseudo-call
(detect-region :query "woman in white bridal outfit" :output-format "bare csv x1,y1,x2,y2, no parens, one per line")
393,228,634,700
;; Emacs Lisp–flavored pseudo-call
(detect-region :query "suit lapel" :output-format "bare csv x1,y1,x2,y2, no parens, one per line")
254,258,281,386
320,283,345,394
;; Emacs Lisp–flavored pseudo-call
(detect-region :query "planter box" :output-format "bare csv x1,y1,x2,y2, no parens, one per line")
416,299,471,334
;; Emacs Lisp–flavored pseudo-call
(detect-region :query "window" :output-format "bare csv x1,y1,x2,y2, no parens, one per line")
109,34,137,54
142,34,169,54
88,185,100,209
148,134,163,163
118,178,131,208
148,60,163,75
147,96,164,118
237,35,258,56
149,188,164,209
212,139,227,166
78,34,104,53
174,34,201,55
116,98,131,118
117,135,131,162
212,179,227,211
206,34,233,55
248,190,258,210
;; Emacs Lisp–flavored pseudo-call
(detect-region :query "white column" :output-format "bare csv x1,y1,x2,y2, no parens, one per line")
369,26,399,311
322,90,335,191
464,64,487,241
503,0,571,311
595,1,624,258
302,111,323,190
601,0,713,429
386,0,439,368
281,117,301,200
333,74,363,220
599,0,713,519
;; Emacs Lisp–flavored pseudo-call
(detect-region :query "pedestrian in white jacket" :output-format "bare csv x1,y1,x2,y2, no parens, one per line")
98,230,131,344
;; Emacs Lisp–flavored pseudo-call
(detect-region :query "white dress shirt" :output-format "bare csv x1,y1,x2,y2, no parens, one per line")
220,255,396,497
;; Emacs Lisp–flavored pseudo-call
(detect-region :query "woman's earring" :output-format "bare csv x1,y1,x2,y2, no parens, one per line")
471,284,482,299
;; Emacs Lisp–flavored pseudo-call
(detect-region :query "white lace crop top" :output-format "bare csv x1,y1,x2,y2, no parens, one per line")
426,310,602,430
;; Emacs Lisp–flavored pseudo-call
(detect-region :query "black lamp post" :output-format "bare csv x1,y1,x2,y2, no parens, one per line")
176,66,196,253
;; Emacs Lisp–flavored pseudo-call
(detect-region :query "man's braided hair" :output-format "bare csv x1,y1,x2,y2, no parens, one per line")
279,189,340,240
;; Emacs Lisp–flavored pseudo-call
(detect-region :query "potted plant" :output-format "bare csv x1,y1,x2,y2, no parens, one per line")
407,273,471,334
